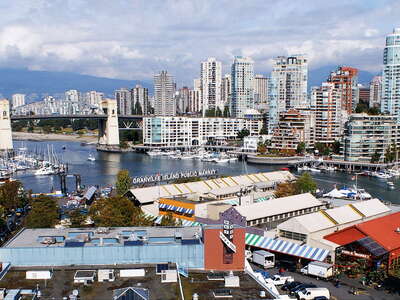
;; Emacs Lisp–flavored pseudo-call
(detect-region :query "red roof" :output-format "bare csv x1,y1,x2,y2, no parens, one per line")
324,212,400,251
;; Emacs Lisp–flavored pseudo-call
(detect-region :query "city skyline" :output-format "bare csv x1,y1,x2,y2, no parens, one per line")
0,1,398,86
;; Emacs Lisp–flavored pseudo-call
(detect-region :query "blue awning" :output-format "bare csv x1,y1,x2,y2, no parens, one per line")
245,233,330,262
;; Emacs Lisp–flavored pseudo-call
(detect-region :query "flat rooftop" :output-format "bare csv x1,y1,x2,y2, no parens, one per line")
5,226,203,248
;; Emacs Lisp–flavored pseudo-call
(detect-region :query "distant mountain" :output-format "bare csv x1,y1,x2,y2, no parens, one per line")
308,65,378,89
0,68,152,101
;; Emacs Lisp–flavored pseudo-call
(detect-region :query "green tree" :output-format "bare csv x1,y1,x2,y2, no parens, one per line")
26,195,58,228
367,107,380,115
205,108,216,117
160,212,182,226
332,141,341,154
215,107,222,117
384,146,395,163
274,182,296,198
237,128,250,139
68,209,86,227
259,125,268,135
223,106,230,117
355,102,369,113
257,142,267,154
294,172,317,194
115,170,132,196
0,180,26,211
296,142,306,154
370,150,381,163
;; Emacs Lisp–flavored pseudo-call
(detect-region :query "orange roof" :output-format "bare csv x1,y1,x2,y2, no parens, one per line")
324,212,400,251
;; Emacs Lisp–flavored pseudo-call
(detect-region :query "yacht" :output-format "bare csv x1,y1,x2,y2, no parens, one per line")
34,167,56,176
146,149,162,156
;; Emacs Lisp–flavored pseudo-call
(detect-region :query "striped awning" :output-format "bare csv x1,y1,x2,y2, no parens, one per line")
245,233,330,262
154,215,202,227
159,204,194,215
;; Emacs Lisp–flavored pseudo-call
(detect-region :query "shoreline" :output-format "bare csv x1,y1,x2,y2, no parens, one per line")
12,132,98,143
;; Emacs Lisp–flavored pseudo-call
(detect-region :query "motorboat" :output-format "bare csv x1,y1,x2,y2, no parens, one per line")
371,172,392,179
34,167,56,176
88,154,96,161
387,181,395,189
388,169,400,177
297,166,310,171
146,149,162,156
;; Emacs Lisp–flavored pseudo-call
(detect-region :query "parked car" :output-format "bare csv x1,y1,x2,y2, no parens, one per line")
282,281,303,291
313,297,328,300
289,284,317,295
296,287,330,300
265,275,294,285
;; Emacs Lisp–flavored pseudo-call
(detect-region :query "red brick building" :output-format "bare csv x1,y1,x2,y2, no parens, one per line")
328,66,358,114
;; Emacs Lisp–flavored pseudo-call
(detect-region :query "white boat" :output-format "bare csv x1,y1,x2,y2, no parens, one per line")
309,167,321,173
88,154,96,161
387,181,395,189
297,166,310,171
388,169,400,177
34,167,56,176
147,149,162,156
213,157,230,163
372,172,392,179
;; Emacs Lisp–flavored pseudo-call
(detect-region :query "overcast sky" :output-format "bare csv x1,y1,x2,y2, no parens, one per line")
0,0,398,86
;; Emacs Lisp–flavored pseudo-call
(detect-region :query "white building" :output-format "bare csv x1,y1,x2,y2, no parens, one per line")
12,94,25,108
200,58,222,115
143,116,262,148
231,56,254,118
65,90,80,102
154,71,176,116
221,74,231,112
131,85,150,115
85,91,104,107
271,55,308,110
369,76,382,109
381,28,400,121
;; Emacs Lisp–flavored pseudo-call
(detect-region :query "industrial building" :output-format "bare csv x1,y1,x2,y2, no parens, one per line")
234,193,326,229
0,224,245,271
276,199,391,257
324,212,400,270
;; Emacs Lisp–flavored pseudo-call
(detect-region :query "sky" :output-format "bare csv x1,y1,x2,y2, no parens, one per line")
0,0,398,86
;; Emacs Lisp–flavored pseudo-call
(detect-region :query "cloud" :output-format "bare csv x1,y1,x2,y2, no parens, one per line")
0,0,398,86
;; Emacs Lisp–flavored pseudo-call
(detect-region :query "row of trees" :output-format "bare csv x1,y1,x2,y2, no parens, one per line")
275,172,317,198
204,106,231,118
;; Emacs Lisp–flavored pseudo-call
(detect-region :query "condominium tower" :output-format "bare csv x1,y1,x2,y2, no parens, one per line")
200,58,222,115
115,88,132,115
271,55,308,110
381,28,400,121
230,56,254,118
154,71,176,116
131,85,150,115
369,76,382,109
11,94,25,108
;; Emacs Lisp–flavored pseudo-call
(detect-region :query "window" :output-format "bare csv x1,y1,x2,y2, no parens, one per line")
279,230,307,242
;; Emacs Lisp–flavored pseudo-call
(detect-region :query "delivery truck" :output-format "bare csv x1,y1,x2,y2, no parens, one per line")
300,261,333,279
252,250,275,269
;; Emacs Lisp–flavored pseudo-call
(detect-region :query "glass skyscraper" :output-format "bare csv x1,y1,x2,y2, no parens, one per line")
381,28,400,121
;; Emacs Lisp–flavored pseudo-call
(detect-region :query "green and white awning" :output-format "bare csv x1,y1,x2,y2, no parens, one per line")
246,233,329,262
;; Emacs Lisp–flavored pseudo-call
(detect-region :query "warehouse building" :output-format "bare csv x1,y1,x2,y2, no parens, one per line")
276,199,391,256
324,212,400,270
0,223,246,271
234,193,326,229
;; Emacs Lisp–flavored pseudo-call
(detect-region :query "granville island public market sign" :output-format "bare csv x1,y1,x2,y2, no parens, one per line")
132,169,218,185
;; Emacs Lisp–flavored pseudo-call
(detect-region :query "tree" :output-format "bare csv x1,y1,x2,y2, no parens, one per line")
68,209,86,227
205,108,216,117
115,170,132,196
215,107,222,117
355,103,368,113
332,141,341,154
294,172,317,194
259,125,268,135
274,182,296,198
223,106,230,117
89,196,153,227
296,142,306,154
257,143,267,154
237,128,250,139
160,212,182,226
370,150,381,163
0,180,26,211
384,146,395,163
26,195,58,228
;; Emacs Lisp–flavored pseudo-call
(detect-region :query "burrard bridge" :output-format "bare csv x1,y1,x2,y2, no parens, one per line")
0,99,144,151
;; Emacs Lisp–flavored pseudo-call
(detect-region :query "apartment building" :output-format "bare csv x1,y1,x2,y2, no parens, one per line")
342,113,400,162
143,117,262,147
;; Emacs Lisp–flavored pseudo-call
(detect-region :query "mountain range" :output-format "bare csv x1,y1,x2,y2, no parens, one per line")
0,66,378,101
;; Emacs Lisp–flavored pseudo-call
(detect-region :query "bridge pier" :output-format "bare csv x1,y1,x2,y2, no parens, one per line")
98,99,120,148
0,99,13,151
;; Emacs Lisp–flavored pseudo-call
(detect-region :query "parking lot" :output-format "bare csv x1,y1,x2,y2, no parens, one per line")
262,265,400,300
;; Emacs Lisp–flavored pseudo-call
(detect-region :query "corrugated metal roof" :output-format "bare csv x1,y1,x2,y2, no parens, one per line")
235,193,323,221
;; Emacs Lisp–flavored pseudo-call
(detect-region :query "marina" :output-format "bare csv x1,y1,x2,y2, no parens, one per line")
7,140,400,205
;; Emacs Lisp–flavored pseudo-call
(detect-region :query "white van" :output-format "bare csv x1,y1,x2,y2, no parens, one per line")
296,287,330,300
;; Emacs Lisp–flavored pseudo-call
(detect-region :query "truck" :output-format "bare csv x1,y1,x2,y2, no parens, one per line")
265,274,294,285
252,250,275,269
300,261,333,279
296,287,330,300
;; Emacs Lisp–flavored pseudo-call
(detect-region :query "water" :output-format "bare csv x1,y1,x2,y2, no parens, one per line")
12,140,400,204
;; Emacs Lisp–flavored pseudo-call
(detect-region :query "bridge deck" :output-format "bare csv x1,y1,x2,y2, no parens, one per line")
11,114,145,120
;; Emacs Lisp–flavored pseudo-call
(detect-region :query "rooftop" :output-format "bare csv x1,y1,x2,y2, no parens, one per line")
4,226,203,248
324,211,400,252
128,171,295,204
235,193,323,221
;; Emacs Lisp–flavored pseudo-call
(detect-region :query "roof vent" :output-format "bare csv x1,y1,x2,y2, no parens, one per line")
395,227,400,233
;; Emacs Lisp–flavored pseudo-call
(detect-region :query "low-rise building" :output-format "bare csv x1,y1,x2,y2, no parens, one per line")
342,113,400,162
235,193,325,229
143,116,262,148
